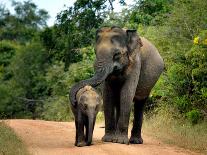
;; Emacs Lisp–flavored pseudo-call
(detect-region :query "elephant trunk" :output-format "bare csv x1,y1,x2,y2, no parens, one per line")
69,65,113,107
87,115,95,146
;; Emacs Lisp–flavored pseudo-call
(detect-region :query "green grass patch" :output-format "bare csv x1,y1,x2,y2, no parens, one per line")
0,121,29,155
143,105,207,154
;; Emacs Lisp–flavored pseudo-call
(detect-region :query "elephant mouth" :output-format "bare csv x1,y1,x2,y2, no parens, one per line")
112,68,122,75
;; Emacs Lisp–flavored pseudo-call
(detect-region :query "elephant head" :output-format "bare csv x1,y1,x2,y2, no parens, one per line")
69,26,142,106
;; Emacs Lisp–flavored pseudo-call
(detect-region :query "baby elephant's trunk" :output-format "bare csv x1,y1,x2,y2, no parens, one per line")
87,114,96,145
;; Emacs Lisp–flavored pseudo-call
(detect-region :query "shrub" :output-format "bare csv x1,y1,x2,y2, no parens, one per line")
186,109,201,124
0,41,17,67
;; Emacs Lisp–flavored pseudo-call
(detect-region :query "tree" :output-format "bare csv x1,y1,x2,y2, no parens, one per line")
54,0,106,68
129,0,172,26
146,0,207,123
48,0,126,69
0,0,49,43
3,42,49,119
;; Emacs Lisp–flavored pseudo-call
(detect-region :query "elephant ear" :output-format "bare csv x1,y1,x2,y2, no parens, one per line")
126,29,143,53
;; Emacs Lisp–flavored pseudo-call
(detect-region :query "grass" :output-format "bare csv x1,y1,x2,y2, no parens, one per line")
142,105,207,154
93,105,207,154
96,111,104,123
0,121,29,155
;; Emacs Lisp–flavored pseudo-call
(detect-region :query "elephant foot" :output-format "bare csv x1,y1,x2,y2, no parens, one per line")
75,141,87,147
129,136,143,144
86,141,93,146
112,133,129,144
102,133,114,142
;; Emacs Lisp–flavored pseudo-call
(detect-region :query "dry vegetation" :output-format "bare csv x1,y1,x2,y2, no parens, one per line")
0,121,29,155
142,105,207,154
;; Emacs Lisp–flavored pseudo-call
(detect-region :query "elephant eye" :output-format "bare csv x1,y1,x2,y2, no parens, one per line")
113,49,121,60
82,104,87,110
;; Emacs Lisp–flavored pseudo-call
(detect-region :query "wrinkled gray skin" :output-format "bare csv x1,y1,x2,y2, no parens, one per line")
70,26,164,145
71,85,102,147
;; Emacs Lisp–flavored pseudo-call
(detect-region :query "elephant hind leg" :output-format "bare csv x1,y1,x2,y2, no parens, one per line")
129,98,147,144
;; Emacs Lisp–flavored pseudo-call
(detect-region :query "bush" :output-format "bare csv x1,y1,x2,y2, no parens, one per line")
186,109,201,124
41,96,73,121
142,1,207,123
0,41,17,67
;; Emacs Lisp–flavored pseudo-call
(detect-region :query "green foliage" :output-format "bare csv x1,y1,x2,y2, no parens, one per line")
0,41,18,82
185,31,207,118
41,60,94,121
0,3,49,119
0,41,16,67
11,42,48,98
52,0,107,68
41,47,95,121
0,0,206,125
186,109,201,124
41,96,73,121
0,0,49,43
139,0,207,123
102,9,130,27
10,42,49,118
0,122,29,155
12,0,49,28
129,0,172,27
0,1,50,119
166,0,207,40
0,78,31,119
174,96,190,113
0,42,49,119
0,84,12,118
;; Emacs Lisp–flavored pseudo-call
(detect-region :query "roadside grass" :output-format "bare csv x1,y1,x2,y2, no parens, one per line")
96,111,104,123
94,105,207,154
142,105,207,154
0,121,29,155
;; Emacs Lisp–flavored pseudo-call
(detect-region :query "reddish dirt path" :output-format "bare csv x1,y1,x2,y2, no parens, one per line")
5,119,201,155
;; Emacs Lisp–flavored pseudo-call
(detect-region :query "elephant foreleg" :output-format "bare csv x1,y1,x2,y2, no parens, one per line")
112,87,134,144
129,98,147,144
113,60,141,144
75,109,86,147
102,81,117,142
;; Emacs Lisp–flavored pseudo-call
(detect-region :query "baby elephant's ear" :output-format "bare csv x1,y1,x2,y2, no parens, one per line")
126,29,142,53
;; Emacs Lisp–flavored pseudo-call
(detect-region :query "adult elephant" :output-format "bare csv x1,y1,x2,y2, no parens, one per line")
69,26,164,144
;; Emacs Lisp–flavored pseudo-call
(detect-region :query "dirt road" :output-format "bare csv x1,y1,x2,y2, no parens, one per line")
5,119,201,155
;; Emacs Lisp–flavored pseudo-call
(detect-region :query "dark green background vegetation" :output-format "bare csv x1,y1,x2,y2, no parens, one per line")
0,0,206,125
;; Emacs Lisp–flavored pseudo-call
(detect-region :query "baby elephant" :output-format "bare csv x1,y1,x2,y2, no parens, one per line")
71,85,102,147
